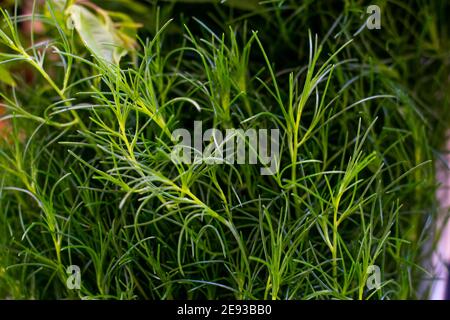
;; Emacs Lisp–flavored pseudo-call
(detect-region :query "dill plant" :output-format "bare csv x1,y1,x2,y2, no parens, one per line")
0,0,449,300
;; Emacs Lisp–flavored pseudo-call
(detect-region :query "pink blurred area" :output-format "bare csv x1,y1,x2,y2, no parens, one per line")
431,132,450,300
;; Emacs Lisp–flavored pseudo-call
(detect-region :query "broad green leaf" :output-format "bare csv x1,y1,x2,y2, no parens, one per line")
49,0,67,11
66,4,127,64
106,11,141,51
0,65,16,87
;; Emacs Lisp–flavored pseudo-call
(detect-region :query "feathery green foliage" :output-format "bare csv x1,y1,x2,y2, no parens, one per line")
0,0,449,299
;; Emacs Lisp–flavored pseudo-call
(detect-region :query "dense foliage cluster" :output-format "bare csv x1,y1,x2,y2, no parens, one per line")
0,0,449,299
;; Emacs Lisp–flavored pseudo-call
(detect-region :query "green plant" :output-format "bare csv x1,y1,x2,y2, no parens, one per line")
0,0,448,300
